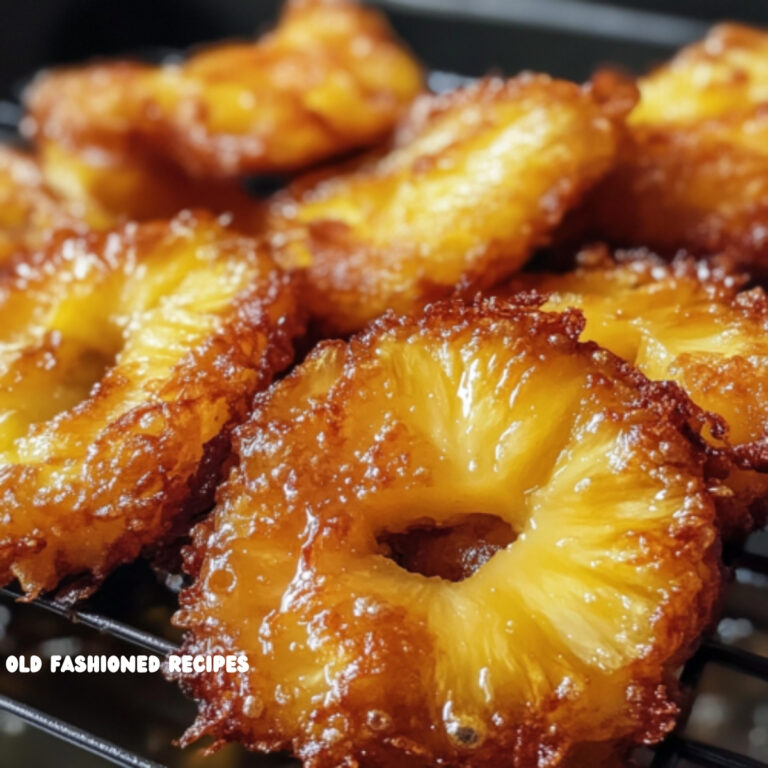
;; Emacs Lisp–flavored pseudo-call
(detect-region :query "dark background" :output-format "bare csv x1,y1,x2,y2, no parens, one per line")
0,0,767,105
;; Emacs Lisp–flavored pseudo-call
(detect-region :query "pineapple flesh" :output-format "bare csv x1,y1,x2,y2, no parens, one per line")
36,138,262,228
23,0,424,178
505,248,768,534
0,143,258,257
0,211,301,597
583,24,768,273
174,300,720,768
267,74,633,334
0,144,106,263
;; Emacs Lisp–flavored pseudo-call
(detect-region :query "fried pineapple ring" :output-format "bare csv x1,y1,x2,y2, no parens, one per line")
24,0,424,179
585,25,768,271
36,139,262,229
504,248,768,533
0,212,301,598
174,301,719,768
631,23,768,126
0,145,106,262
0,142,258,261
267,74,633,334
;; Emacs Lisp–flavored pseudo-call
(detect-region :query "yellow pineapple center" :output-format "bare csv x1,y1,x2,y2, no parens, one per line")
0,221,260,464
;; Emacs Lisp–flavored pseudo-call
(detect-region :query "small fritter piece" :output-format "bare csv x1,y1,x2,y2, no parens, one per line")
0,143,259,261
0,145,103,262
587,110,768,272
631,24,768,126
174,301,720,768
267,74,633,334
24,0,424,178
0,212,301,598
37,139,262,229
584,25,768,271
504,248,768,533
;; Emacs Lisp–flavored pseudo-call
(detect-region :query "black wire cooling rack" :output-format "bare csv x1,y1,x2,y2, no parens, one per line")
0,536,765,768
0,587,173,768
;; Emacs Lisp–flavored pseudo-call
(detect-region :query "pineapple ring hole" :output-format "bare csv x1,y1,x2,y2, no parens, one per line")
377,513,516,582
34,331,122,422
0,323,124,457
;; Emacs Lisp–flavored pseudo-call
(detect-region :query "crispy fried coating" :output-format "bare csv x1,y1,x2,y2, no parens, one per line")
503,247,768,534
587,113,768,272
36,139,262,230
583,25,768,272
0,212,302,598
24,0,424,178
0,141,258,265
0,145,104,262
174,300,720,768
267,74,633,335
631,24,768,126
0,141,261,267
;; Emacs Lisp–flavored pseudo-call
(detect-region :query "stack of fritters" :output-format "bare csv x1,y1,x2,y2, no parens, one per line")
2,2,766,766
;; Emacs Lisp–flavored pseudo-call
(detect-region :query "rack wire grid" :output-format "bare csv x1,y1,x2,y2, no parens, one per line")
0,0,767,766
0,533,766,767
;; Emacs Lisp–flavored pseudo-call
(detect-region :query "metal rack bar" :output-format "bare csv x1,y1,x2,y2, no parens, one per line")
1,588,766,768
0,694,165,768
667,735,768,768
701,639,768,682
0,587,177,656
737,552,768,576
0,588,176,767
